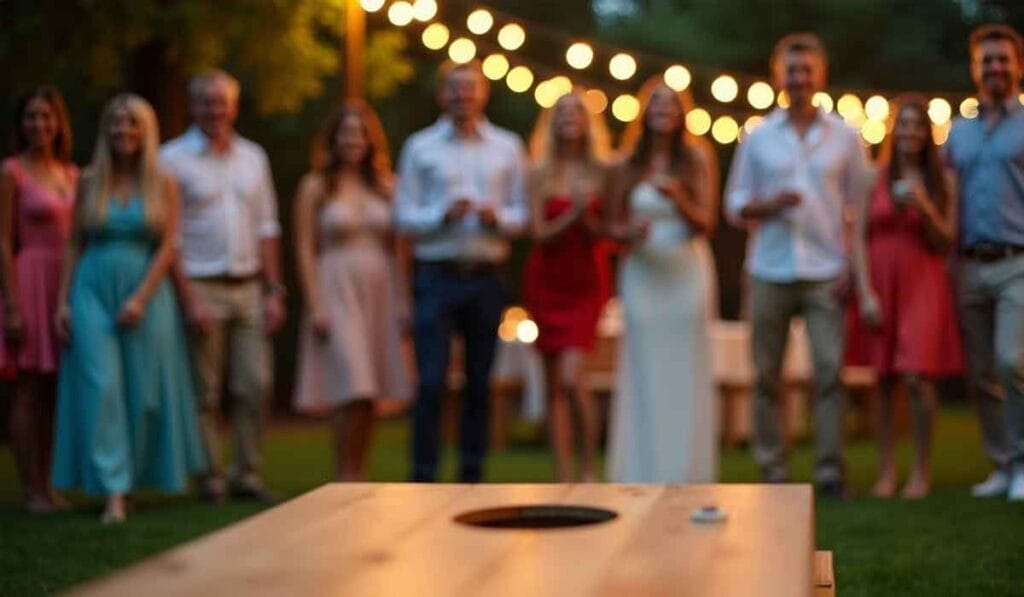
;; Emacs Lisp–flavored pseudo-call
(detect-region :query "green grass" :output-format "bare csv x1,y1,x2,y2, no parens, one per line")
2,406,1023,596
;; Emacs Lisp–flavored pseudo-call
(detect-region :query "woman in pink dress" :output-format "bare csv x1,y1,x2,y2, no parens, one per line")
0,86,78,512
851,95,963,499
522,90,612,482
293,101,410,481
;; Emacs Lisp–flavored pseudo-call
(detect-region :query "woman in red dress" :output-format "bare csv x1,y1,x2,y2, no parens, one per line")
851,95,962,499
522,90,611,482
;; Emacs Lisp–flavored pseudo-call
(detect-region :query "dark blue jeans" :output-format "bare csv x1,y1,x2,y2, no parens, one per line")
410,263,506,482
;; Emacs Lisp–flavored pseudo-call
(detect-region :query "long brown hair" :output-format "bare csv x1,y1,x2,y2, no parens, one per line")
312,99,392,199
615,77,705,208
12,85,73,161
879,94,951,214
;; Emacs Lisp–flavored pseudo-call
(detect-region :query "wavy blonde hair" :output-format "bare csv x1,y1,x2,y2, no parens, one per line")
528,89,611,198
80,93,166,230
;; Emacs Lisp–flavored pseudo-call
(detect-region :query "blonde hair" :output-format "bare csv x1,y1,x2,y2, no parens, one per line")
528,89,611,197
81,93,166,230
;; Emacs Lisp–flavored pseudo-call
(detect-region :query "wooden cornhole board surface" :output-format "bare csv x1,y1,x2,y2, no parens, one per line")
70,483,815,597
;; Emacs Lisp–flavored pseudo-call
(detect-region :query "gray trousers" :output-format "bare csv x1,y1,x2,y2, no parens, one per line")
954,255,1024,471
750,277,846,484
188,280,270,485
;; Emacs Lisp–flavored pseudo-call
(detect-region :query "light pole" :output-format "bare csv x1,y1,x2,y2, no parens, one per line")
346,0,366,99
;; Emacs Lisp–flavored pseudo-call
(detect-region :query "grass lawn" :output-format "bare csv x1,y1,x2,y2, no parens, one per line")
2,405,1023,596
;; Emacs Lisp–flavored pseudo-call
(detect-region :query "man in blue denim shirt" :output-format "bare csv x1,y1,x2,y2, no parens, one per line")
946,24,1024,501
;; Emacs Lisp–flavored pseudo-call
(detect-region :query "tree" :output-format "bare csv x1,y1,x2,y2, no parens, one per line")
0,0,413,136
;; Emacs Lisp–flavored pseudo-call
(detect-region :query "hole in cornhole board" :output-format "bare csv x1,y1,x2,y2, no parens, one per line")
455,505,618,529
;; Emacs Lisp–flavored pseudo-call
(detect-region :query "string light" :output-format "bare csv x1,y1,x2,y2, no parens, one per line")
421,23,450,51
584,89,608,113
498,23,526,51
609,53,637,81
360,0,385,12
387,1,414,26
686,108,712,136
566,42,594,70
550,75,572,96
747,82,774,110
743,115,764,134
1019,93,1024,106
861,120,886,145
467,9,494,35
777,91,790,109
448,38,477,64
960,97,979,119
612,94,641,122
505,66,534,93
534,80,558,108
664,65,692,91
932,121,952,145
711,116,739,144
411,0,437,21
812,92,834,113
928,98,952,125
864,95,889,121
516,319,539,344
482,54,510,80
711,75,739,103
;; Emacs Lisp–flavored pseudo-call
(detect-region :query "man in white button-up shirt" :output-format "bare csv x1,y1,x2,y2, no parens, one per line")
162,70,285,503
396,60,528,482
725,34,869,498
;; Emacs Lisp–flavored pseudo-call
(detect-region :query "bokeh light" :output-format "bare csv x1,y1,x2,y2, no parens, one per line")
711,116,739,144
584,89,608,113
566,42,594,70
747,81,775,110
611,94,641,122
664,65,692,91
411,0,437,21
498,23,526,51
686,108,712,136
387,1,414,26
466,9,494,35
421,23,450,51
481,54,509,81
505,66,534,93
447,38,477,64
609,53,637,81
711,75,739,103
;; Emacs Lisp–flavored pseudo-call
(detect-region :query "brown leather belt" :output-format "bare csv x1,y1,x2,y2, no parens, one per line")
959,244,1024,263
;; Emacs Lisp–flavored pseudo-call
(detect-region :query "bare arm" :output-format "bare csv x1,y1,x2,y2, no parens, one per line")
128,177,181,305
0,166,19,320
913,171,958,253
56,175,89,339
663,142,719,235
293,174,325,316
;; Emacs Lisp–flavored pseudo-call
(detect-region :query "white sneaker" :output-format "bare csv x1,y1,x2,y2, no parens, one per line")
1009,470,1024,502
971,470,1011,498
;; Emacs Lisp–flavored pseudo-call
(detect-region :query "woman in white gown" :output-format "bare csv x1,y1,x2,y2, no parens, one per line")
606,78,720,483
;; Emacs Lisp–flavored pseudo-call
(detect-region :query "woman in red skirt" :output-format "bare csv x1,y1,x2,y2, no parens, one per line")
522,90,612,482
851,95,963,499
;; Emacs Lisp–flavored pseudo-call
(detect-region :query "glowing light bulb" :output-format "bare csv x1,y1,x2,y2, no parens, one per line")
516,320,539,344
360,0,385,12
498,23,526,51
928,98,952,125
664,65,691,91
747,81,774,110
960,97,979,119
864,95,889,121
710,75,739,103
421,23,450,51
861,120,886,145
411,0,437,21
744,115,764,134
711,116,739,144
611,94,641,122
566,42,594,70
812,92,834,113
608,53,637,81
447,38,476,64
466,9,493,35
686,108,712,136
387,1,414,26
583,89,608,113
481,54,509,81
505,66,534,93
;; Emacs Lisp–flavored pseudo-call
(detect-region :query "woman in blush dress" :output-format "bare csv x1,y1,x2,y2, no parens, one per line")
522,90,612,482
293,100,410,481
51,94,206,523
850,95,962,499
606,78,720,483
0,86,78,512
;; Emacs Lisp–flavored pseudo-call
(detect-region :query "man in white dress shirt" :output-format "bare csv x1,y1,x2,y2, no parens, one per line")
162,70,286,503
725,34,869,498
396,60,528,482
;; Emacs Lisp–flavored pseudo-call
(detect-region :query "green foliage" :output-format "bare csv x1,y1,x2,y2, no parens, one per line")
0,0,413,115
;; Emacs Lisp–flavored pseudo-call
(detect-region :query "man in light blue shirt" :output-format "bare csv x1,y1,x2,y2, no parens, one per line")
395,60,528,482
946,23,1024,501
725,34,868,498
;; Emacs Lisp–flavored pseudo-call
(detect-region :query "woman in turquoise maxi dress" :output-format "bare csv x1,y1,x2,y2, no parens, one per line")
51,94,205,523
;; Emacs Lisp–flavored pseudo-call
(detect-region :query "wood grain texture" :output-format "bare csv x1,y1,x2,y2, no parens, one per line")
69,484,815,597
